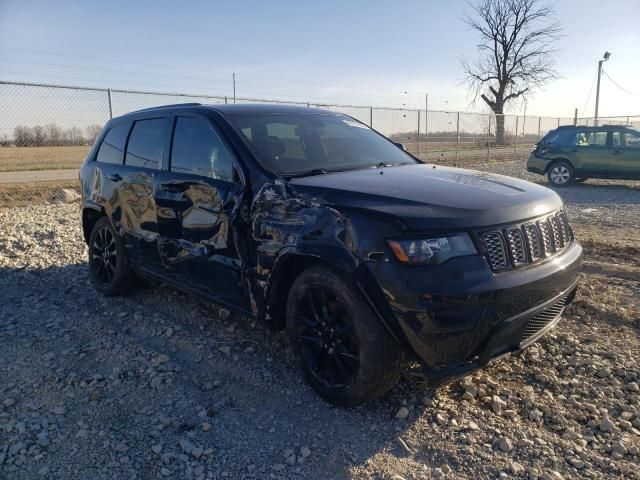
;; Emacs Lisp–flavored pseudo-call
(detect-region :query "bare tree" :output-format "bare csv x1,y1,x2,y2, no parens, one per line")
32,125,47,146
14,126,35,147
85,124,103,144
462,0,562,144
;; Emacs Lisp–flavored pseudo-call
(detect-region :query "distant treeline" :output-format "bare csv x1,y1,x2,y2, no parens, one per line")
389,130,541,143
1,124,103,147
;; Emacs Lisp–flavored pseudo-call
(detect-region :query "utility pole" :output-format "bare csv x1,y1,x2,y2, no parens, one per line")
594,51,611,126
233,73,236,104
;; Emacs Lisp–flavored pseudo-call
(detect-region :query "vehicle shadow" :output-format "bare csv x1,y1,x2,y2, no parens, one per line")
0,262,468,479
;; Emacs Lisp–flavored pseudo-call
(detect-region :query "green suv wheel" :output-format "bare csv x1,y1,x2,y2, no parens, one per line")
547,161,574,187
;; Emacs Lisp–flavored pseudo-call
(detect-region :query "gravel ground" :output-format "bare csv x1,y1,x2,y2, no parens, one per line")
1,162,639,480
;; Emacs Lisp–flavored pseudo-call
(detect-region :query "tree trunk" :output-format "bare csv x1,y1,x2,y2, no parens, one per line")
494,114,505,146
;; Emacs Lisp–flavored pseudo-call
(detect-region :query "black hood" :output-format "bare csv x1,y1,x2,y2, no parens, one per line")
288,164,562,230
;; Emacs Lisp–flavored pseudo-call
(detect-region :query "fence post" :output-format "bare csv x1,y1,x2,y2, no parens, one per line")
107,89,113,119
557,117,560,128
425,94,429,160
416,110,421,160
514,115,519,161
369,107,373,128
224,96,228,104
487,114,491,161
537,116,541,139
627,116,630,126
455,112,460,163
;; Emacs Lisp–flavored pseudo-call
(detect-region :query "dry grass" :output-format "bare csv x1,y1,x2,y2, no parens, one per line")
0,180,80,208
0,146,90,172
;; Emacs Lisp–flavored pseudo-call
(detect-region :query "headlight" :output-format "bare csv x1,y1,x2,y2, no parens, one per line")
387,233,477,265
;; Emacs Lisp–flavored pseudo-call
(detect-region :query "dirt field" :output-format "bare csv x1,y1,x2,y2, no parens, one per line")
1,161,638,480
0,146,90,172
0,143,534,175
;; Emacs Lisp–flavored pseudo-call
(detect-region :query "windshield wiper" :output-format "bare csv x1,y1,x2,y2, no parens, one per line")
290,168,328,177
372,162,398,168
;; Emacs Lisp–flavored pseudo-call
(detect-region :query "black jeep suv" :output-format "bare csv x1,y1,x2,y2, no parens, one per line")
79,104,582,406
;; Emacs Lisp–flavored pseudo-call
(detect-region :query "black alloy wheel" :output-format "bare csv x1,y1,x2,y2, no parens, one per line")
91,225,117,287
88,216,135,296
293,286,360,389
286,266,402,407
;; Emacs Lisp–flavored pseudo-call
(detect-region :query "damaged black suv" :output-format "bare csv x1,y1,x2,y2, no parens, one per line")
79,104,582,406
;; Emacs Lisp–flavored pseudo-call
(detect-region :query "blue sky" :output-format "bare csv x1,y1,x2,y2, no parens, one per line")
1,0,639,117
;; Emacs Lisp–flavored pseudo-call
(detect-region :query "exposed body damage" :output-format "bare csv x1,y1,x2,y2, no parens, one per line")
80,103,582,405
249,180,362,327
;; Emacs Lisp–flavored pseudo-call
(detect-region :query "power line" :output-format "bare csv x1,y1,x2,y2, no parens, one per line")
0,45,452,99
601,69,634,96
581,68,598,117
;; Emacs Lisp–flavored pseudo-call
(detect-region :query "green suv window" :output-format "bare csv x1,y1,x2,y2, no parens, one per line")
577,131,607,147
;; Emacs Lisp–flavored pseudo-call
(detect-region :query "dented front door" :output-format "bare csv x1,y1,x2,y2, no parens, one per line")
153,113,250,311
155,173,248,309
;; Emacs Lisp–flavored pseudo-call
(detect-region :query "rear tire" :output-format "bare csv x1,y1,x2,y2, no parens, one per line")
88,217,135,296
286,266,402,407
547,161,574,187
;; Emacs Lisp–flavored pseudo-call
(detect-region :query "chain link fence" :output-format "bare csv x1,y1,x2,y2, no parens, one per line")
1,80,639,180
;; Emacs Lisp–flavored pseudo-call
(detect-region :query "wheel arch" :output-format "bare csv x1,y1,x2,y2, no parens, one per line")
82,203,107,245
544,157,574,174
263,250,355,331
263,250,410,353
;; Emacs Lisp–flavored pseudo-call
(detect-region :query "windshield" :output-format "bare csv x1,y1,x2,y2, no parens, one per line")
226,112,417,175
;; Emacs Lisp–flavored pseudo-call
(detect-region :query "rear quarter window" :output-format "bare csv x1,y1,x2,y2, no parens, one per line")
541,130,576,147
95,123,131,164
125,118,167,169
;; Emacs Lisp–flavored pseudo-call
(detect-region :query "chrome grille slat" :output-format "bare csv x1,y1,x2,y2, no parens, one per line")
480,210,573,272
505,227,527,265
549,215,564,249
537,219,554,256
557,211,572,243
482,232,508,270
523,223,542,261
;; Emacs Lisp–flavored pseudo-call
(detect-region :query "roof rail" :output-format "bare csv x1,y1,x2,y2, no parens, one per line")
130,102,201,113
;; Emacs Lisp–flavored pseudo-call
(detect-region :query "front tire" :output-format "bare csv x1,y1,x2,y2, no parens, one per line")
88,217,135,296
286,266,402,407
547,161,574,187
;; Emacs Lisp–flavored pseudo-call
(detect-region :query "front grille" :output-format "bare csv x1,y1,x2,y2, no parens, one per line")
479,210,573,272
521,295,568,343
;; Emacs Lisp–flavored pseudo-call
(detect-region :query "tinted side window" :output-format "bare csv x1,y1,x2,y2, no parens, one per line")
170,117,235,181
542,130,575,146
96,124,130,164
624,132,640,148
125,119,166,169
577,131,607,146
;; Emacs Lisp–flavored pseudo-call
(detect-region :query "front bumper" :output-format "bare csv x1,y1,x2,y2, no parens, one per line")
365,240,582,379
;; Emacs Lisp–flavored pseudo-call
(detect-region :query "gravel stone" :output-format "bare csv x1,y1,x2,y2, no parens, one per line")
1,163,639,480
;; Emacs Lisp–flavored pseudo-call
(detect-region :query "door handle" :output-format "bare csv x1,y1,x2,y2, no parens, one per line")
159,183,189,193
107,173,122,182
612,150,622,155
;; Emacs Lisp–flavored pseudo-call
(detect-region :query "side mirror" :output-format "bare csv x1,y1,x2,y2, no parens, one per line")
394,142,407,151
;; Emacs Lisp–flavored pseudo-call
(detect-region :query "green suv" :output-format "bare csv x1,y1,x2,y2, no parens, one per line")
527,125,640,186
